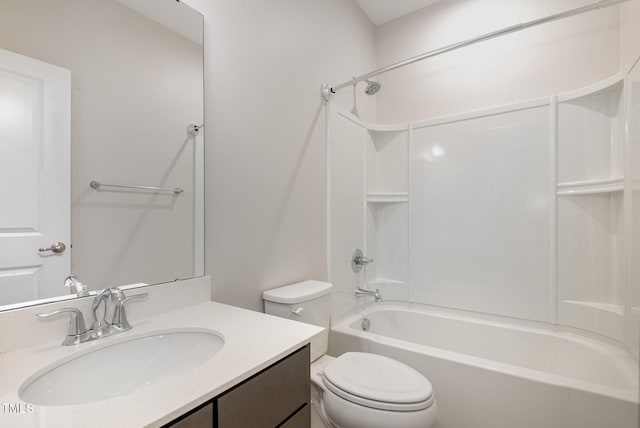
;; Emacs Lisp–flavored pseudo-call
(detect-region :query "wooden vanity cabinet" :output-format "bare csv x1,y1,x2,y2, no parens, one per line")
164,345,310,428
167,403,214,428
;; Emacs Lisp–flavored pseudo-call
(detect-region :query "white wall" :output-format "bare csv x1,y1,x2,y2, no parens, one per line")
620,0,640,69
626,44,640,359
375,0,621,123
182,0,376,311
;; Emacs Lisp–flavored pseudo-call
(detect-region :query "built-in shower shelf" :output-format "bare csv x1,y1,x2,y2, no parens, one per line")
558,300,625,341
367,278,407,286
366,192,408,203
556,178,623,196
562,300,624,316
556,72,623,102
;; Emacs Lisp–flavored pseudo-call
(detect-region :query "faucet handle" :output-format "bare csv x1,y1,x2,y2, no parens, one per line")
110,292,149,332
37,308,91,346
122,291,149,304
351,249,374,273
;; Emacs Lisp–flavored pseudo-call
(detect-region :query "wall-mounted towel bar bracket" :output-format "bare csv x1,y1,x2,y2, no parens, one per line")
187,123,204,137
90,180,183,194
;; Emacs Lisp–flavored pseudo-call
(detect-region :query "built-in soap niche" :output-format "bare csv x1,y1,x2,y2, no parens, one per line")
365,202,409,301
366,127,408,197
557,193,624,340
557,75,624,187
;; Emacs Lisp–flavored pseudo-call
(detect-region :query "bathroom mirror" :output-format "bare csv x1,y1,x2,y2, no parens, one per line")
0,0,204,310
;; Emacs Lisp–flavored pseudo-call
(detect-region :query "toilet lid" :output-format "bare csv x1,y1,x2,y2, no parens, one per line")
322,352,433,411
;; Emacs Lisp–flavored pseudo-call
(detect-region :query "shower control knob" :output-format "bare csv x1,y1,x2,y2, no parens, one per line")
351,249,374,273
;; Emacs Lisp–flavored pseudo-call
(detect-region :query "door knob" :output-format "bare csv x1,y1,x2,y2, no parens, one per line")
38,242,66,254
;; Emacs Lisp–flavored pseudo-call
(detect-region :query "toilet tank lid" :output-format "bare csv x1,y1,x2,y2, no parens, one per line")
263,280,333,304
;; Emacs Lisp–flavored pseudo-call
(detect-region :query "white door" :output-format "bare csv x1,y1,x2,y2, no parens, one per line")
0,48,70,307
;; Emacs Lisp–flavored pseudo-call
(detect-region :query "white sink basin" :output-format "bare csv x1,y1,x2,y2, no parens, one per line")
19,328,224,406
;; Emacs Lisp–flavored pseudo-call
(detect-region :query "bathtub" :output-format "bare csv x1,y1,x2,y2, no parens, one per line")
329,302,638,428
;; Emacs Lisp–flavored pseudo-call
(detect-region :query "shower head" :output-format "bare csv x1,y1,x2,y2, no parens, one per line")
364,79,381,96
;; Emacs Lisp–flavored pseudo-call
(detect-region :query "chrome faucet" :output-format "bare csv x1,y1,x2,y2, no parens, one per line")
355,287,382,302
64,275,89,297
90,288,113,338
37,287,149,346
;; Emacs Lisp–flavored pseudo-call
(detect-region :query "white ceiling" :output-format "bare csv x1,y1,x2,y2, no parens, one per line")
117,0,203,45
355,0,442,26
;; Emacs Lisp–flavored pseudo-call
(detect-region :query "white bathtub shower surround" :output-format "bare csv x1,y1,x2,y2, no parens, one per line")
327,69,635,348
329,302,638,428
411,100,553,322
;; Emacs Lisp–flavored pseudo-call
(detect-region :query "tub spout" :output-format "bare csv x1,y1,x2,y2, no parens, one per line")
355,287,382,302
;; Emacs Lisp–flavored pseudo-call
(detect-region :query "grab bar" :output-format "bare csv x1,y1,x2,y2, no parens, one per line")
89,180,183,194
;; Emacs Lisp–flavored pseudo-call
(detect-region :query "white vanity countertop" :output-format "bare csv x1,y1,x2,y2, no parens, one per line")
0,301,323,427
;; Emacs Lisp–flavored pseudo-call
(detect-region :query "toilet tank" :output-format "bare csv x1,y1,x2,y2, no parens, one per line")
263,281,333,362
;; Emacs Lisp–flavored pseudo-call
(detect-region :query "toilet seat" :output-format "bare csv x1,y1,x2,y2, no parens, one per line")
322,352,434,412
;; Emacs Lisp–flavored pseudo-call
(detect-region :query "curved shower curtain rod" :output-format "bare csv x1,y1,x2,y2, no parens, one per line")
321,0,629,101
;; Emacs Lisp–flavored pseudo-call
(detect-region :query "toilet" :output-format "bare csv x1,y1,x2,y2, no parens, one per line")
263,281,437,428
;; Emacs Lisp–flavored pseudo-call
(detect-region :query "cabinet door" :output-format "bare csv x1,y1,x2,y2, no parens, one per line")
166,402,213,428
280,404,310,428
217,345,310,428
